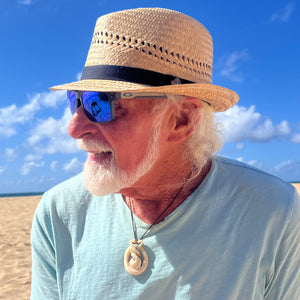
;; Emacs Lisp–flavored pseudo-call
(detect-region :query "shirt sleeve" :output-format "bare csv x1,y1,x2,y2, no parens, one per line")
265,188,300,299
31,196,59,299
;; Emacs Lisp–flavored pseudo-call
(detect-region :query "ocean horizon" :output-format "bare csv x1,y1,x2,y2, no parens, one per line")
1,182,299,198
0,192,44,198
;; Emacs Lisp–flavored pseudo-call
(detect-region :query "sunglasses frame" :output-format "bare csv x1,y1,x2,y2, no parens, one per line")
68,90,166,123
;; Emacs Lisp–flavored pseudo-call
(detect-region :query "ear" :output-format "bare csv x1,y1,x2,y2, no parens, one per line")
167,98,202,143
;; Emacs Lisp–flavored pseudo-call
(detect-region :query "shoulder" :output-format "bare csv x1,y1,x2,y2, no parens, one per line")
44,172,90,200
34,173,96,223
211,156,298,219
213,155,295,195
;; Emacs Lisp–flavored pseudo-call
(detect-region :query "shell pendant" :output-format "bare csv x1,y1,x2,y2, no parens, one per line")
124,239,148,276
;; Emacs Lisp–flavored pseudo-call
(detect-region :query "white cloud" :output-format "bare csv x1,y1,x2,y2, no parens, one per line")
247,160,263,169
76,72,82,81
251,120,290,141
33,90,66,108
236,143,244,151
27,107,78,155
18,0,33,5
24,153,43,162
63,158,83,173
0,126,16,138
231,158,300,182
271,2,295,22
21,161,44,175
218,49,250,82
272,160,300,181
236,157,262,169
0,90,66,138
217,105,291,143
51,161,58,171
291,133,300,143
0,101,39,137
0,166,5,174
5,148,17,161
274,160,293,172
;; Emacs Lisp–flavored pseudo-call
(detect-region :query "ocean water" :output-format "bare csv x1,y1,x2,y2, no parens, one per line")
0,182,299,198
0,192,44,198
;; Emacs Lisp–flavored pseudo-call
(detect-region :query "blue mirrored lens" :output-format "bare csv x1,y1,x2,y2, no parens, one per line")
82,92,112,123
67,91,78,115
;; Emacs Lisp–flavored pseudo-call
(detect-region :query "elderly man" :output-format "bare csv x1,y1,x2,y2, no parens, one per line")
31,8,300,299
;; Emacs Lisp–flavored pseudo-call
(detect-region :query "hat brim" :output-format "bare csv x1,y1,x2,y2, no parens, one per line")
50,79,239,112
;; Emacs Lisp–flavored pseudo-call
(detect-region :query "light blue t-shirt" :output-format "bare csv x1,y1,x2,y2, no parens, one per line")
31,156,300,299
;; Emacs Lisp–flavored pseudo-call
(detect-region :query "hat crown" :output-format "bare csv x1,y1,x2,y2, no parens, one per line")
50,8,239,112
85,8,213,84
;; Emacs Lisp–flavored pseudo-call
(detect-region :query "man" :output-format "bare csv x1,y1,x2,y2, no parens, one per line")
31,8,300,299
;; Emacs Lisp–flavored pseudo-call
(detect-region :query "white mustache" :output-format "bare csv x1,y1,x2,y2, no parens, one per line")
77,139,113,153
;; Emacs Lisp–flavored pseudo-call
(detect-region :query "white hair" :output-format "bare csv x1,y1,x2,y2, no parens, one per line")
154,94,222,177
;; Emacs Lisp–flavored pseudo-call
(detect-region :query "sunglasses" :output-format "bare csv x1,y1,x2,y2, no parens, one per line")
67,91,166,123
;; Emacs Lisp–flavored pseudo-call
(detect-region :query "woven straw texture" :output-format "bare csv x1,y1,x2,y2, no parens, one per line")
50,8,239,111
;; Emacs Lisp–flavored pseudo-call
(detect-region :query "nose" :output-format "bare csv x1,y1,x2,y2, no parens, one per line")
68,107,99,139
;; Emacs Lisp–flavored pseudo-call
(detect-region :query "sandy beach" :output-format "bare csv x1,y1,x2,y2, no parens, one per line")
0,196,41,300
0,184,299,299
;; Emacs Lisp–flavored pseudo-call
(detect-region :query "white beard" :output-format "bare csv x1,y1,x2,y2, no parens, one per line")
78,117,163,196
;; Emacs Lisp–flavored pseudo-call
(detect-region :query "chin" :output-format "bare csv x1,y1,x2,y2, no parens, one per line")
82,159,140,196
82,162,120,196
81,126,161,196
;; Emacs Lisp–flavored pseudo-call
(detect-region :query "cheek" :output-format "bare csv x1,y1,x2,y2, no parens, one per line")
106,123,155,169
116,131,153,168
100,100,161,168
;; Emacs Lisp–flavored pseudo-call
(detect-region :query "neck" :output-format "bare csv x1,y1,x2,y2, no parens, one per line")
121,159,212,224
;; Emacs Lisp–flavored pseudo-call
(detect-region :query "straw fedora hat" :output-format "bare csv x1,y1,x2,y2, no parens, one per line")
50,7,239,111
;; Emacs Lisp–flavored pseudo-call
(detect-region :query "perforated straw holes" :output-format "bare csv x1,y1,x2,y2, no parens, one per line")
92,29,212,80
50,8,239,112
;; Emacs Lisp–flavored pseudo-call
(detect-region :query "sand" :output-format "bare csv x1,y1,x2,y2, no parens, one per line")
0,196,41,300
294,183,300,196
0,183,299,299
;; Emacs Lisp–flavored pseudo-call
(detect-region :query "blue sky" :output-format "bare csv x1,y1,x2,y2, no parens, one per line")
0,0,299,193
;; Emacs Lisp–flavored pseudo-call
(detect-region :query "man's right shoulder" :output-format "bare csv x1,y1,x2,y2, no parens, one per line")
35,173,96,219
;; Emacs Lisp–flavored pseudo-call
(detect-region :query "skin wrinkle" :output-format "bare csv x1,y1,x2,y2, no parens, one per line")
122,158,212,224
68,94,219,223
75,98,168,197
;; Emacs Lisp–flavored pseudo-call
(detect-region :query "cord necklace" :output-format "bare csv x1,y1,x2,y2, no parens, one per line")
123,181,188,276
